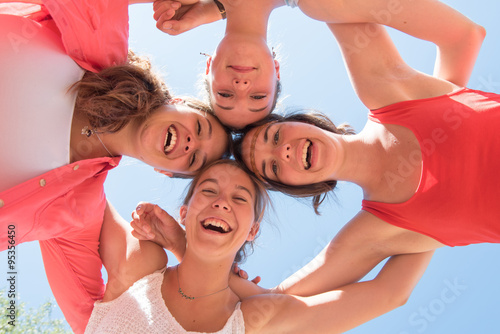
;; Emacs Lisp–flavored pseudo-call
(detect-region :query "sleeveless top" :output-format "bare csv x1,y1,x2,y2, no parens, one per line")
85,269,246,334
362,88,500,246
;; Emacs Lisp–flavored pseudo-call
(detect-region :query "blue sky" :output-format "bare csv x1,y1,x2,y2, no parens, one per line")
4,1,500,333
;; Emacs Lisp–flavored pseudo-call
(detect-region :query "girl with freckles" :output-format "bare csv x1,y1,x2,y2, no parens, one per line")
86,160,433,334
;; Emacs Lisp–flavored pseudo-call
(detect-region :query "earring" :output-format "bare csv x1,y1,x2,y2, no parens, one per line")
200,52,211,58
272,47,276,59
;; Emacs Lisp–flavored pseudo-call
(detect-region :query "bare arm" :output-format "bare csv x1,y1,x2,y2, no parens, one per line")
277,211,443,297
244,250,434,334
99,201,168,301
327,22,459,110
298,0,485,86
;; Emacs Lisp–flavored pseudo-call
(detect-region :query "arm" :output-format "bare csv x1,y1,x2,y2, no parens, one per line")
153,0,223,36
298,0,485,86
99,201,168,301
277,211,443,297
244,251,434,334
327,22,459,110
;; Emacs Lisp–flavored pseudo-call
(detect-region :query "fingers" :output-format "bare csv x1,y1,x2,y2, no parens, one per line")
153,0,181,21
130,217,155,240
251,276,262,285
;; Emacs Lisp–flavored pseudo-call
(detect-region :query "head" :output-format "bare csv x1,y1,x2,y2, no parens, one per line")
74,51,232,177
205,34,281,129
181,159,269,263
233,111,355,214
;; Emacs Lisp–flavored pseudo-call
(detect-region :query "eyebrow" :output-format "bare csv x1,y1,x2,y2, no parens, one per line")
198,179,253,198
263,123,272,143
206,117,213,138
261,160,268,180
215,103,234,111
249,106,269,113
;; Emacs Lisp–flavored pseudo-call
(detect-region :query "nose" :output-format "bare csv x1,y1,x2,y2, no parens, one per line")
233,78,250,91
275,143,291,162
184,134,198,153
212,197,231,212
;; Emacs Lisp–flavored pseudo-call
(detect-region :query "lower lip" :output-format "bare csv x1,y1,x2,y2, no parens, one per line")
199,221,229,236
163,125,177,156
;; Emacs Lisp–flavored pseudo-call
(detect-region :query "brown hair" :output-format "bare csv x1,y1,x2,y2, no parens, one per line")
73,50,171,133
183,159,270,263
233,110,355,214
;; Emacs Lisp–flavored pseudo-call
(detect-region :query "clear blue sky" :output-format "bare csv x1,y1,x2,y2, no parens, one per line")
4,1,500,333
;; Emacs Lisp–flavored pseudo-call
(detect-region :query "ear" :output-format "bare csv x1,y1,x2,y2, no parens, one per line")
246,222,260,241
274,60,280,80
154,168,173,178
179,205,188,226
205,56,212,75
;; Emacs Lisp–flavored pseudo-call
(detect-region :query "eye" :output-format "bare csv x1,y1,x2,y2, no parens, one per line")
273,129,280,145
201,188,217,195
218,92,232,98
197,120,201,136
251,95,266,100
271,160,278,177
233,196,248,203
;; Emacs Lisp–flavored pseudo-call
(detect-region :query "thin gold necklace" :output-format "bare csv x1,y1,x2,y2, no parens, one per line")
176,265,229,301
81,126,114,157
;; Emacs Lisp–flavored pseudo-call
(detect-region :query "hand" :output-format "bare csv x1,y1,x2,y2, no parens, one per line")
131,202,186,261
153,0,223,36
232,263,261,285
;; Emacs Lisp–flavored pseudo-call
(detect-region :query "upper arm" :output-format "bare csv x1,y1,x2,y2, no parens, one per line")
277,211,441,297
100,201,168,301
244,251,434,334
327,22,458,110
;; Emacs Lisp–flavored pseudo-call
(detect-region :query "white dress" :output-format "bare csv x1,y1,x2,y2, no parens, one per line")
85,269,246,334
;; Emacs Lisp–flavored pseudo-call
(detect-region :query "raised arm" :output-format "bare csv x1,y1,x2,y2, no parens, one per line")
99,201,168,301
298,0,485,86
327,22,459,110
244,250,434,334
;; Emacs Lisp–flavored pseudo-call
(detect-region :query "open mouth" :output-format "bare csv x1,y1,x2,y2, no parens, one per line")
201,218,232,234
164,125,177,154
302,140,312,170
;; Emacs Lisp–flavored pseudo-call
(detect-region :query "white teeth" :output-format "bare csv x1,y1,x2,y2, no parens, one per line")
164,126,177,154
302,140,312,169
202,219,230,233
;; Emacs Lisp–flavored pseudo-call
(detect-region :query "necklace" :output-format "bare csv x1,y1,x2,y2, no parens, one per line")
176,265,229,301
81,126,114,157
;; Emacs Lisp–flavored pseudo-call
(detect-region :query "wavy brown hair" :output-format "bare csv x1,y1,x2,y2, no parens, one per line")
73,51,171,133
233,110,355,214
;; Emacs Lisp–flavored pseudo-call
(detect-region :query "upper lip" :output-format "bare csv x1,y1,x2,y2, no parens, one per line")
163,125,178,155
228,65,256,73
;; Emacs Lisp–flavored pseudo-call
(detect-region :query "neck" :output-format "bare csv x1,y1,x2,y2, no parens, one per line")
223,0,284,37
177,253,233,299
326,131,384,191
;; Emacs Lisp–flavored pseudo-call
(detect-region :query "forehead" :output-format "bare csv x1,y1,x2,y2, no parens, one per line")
216,108,271,129
196,164,255,195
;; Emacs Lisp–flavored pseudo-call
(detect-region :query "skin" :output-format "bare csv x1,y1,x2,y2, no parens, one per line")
70,102,229,176
99,163,433,333
239,18,485,297
152,0,483,130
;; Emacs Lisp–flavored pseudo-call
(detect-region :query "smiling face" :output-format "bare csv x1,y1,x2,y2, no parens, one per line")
181,163,260,259
134,103,229,176
206,33,280,129
241,121,342,185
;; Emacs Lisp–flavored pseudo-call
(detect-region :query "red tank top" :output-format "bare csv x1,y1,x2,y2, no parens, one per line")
362,88,500,246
